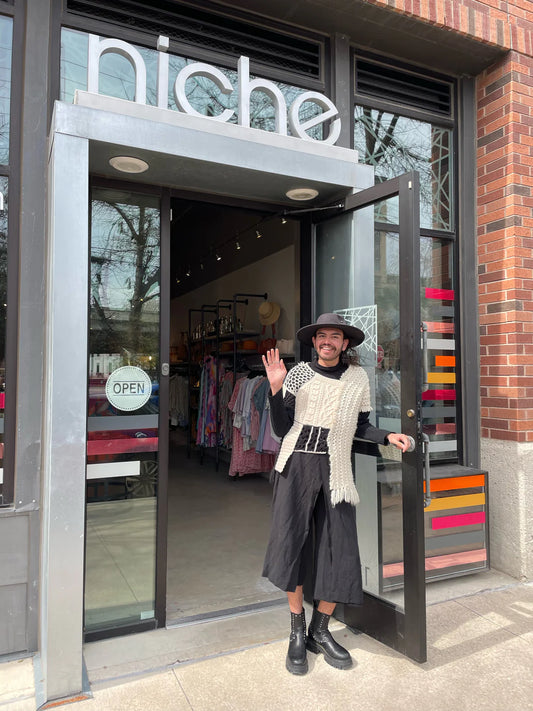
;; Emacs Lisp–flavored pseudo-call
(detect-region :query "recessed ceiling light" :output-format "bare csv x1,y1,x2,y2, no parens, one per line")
109,156,149,174
285,187,319,201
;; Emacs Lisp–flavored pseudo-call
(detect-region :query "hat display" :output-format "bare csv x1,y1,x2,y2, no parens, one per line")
296,312,365,348
258,301,281,326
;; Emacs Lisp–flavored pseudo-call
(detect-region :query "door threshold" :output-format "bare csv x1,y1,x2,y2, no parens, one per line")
166,597,287,629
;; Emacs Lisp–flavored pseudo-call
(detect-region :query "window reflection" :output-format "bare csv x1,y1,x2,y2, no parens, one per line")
354,106,452,231
85,189,160,632
0,16,12,166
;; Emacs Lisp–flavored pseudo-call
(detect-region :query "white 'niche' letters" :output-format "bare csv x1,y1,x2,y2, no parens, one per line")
86,34,341,144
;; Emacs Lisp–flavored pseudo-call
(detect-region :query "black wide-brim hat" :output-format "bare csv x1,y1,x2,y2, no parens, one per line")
296,312,365,348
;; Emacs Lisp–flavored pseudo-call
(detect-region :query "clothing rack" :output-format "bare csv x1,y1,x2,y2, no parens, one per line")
187,293,268,470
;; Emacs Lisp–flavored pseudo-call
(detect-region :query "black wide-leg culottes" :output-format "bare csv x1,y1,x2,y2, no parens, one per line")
262,452,364,606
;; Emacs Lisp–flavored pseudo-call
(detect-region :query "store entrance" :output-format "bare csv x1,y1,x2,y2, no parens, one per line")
166,195,301,622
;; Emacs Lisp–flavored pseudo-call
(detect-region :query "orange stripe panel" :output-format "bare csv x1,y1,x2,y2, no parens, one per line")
424,474,485,493
435,355,456,367
427,372,456,383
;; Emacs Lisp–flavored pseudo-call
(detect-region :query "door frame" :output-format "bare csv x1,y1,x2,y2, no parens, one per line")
311,171,427,663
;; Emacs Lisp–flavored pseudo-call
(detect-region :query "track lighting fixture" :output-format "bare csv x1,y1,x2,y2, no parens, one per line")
236,241,241,250
216,252,222,261
281,216,287,224
256,230,262,239
186,267,191,277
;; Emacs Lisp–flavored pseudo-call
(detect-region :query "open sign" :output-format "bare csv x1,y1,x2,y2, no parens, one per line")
105,366,153,412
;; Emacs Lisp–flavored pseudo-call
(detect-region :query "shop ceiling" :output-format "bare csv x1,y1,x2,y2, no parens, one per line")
209,0,506,76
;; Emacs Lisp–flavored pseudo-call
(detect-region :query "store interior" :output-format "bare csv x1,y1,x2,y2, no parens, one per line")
166,196,300,622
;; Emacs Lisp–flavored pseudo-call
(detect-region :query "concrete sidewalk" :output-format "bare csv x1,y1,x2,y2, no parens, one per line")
2,580,533,711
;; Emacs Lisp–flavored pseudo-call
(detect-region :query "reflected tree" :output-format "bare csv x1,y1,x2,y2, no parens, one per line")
91,196,160,359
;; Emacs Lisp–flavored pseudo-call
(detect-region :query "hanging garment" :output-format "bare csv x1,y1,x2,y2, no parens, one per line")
227,377,276,477
169,374,188,427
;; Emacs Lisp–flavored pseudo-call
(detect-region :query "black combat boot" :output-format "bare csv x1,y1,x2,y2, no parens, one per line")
306,608,353,670
286,610,308,675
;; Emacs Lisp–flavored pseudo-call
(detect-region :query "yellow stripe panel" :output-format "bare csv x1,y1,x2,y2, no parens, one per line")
427,372,456,384
425,493,485,512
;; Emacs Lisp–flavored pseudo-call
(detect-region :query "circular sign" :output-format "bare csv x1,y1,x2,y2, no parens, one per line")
105,366,153,412
377,345,385,365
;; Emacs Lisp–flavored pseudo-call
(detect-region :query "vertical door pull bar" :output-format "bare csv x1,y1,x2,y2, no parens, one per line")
422,433,431,508
421,322,429,392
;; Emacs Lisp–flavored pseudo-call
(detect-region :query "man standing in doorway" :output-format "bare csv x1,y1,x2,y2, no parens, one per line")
262,313,410,675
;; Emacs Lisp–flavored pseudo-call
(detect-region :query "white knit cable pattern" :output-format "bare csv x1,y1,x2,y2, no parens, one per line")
327,367,371,506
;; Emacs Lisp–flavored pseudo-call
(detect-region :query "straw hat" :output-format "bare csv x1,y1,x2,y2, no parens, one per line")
258,301,280,326
296,312,365,348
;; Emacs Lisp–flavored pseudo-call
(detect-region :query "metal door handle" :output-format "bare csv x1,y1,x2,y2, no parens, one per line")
422,433,431,507
421,322,429,392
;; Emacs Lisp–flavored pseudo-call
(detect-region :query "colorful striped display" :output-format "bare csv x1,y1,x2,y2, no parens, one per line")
427,372,456,383
435,355,456,367
422,389,456,400
424,474,485,492
431,511,486,530
383,548,486,578
424,493,485,512
425,288,455,301
87,437,159,456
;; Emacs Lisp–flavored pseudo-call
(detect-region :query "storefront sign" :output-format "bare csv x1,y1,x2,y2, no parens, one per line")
105,366,152,412
87,34,341,145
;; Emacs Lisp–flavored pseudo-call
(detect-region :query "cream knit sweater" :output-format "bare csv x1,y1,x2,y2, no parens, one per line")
274,362,372,506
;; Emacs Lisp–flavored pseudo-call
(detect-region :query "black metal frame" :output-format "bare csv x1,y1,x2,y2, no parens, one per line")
312,172,427,663
84,179,169,639
0,2,22,506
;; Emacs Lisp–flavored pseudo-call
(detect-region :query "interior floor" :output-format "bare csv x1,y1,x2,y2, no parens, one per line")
166,429,283,622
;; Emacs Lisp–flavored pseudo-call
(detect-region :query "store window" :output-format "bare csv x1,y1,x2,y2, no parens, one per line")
60,28,323,139
0,14,12,505
353,56,457,462
85,188,160,632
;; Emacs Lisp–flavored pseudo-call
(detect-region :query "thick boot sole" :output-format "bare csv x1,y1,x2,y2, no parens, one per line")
306,638,353,670
285,655,309,675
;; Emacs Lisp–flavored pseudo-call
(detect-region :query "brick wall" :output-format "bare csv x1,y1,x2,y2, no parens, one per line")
477,50,533,442
366,0,533,443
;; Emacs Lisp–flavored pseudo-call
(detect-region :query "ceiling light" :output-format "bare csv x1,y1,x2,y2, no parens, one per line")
186,267,191,277
200,263,204,270
109,156,149,174
236,241,241,250
176,277,181,284
256,230,262,239
281,216,287,224
286,187,319,201
216,253,222,261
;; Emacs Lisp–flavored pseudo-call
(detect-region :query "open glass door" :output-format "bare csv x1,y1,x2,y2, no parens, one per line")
313,171,426,662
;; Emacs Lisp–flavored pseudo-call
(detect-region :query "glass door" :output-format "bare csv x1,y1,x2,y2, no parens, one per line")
313,171,426,662
84,186,167,638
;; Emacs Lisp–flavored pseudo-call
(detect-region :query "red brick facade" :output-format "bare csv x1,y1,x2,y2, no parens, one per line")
367,0,533,443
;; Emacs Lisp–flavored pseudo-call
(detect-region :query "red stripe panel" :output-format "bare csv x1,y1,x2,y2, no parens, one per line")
87,437,159,456
425,288,455,301
425,321,454,334
383,548,486,578
422,389,456,400
432,511,486,530
0,393,4,409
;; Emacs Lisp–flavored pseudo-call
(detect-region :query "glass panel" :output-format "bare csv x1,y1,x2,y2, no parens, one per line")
60,28,323,139
315,199,405,609
0,16,12,166
0,177,7,503
421,237,457,461
354,106,452,231
85,189,160,632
